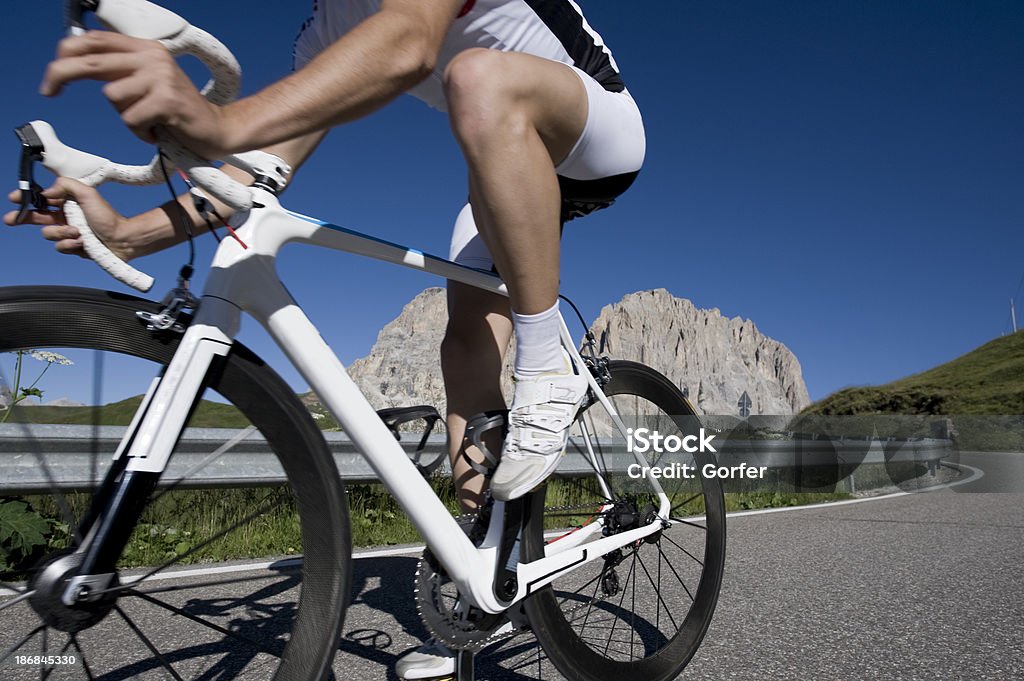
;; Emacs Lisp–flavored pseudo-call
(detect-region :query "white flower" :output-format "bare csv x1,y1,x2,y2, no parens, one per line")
28,350,73,366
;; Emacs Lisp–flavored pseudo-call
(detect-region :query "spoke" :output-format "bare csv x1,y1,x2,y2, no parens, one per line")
0,589,36,613
40,636,75,681
602,550,636,657
150,426,258,504
656,543,695,602
569,416,615,503
112,492,287,592
635,549,679,631
670,516,707,532
669,493,702,516
630,546,637,660
576,564,605,639
70,635,95,681
125,588,280,656
656,544,662,632
88,350,104,509
1,580,26,594
661,532,705,568
28,450,81,544
39,625,48,681
556,570,605,605
0,625,46,666
114,604,185,681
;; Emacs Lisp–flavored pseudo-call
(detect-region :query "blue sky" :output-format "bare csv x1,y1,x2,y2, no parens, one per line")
1,1,1022,406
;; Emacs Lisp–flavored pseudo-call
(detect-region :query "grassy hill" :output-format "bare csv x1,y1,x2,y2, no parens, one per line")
6,395,250,428
805,331,1024,416
801,332,1024,450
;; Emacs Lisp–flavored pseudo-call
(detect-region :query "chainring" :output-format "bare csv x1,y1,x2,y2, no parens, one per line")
414,508,532,651
414,546,510,651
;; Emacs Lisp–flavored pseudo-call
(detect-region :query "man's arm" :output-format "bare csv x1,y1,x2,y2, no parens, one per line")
123,130,328,259
5,131,326,261
41,0,466,159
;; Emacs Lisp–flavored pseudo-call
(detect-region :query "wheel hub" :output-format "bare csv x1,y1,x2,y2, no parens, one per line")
28,552,119,633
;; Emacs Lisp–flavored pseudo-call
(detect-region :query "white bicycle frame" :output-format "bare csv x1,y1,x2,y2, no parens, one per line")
113,187,672,615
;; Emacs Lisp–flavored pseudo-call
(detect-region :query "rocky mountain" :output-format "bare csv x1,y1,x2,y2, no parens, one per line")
337,287,810,418
589,289,810,415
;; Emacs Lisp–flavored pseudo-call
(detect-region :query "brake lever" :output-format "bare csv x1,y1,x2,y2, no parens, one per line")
14,124,54,224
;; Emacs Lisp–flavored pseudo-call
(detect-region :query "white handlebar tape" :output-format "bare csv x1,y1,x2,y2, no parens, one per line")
28,1,255,291
64,200,155,293
92,0,187,40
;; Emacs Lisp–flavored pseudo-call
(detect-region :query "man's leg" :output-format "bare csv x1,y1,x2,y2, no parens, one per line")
441,279,512,512
444,49,591,501
444,48,587,315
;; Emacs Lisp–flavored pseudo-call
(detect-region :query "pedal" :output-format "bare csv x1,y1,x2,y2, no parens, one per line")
376,405,445,476
463,410,509,477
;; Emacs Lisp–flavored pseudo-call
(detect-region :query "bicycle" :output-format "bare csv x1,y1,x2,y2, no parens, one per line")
0,2,725,680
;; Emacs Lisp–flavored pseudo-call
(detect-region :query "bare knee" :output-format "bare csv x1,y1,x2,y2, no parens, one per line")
444,49,530,152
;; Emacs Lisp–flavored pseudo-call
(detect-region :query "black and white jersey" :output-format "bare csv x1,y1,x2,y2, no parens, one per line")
293,0,626,111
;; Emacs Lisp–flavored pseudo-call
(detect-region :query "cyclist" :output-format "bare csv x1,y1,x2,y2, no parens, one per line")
7,1,644,676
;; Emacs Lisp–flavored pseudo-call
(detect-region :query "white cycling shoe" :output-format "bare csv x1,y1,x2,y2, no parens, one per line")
395,639,456,680
491,360,589,501
396,620,516,680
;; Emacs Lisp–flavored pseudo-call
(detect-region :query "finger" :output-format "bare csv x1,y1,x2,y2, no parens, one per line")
102,74,151,114
54,238,86,257
42,225,82,243
10,187,65,205
40,52,150,96
42,178,92,202
120,99,172,144
56,31,158,59
10,188,67,209
3,210,62,227
45,179,115,224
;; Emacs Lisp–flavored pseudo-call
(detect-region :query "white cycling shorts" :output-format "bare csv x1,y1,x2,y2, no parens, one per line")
449,64,645,271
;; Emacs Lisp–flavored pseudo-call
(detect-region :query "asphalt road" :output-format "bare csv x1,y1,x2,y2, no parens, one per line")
331,481,1024,680
3,462,1022,680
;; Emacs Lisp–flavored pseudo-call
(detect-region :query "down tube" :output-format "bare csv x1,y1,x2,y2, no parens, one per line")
250,291,487,586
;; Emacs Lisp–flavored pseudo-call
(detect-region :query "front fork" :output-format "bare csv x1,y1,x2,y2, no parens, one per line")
62,296,239,606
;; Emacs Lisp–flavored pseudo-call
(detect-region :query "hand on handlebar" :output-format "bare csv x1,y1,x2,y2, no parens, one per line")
41,31,233,160
4,179,132,261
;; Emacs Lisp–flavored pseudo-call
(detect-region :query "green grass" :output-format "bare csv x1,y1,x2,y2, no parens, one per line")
801,331,1024,450
3,475,858,576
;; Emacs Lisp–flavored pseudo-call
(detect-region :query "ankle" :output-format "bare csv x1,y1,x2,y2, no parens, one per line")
512,302,563,376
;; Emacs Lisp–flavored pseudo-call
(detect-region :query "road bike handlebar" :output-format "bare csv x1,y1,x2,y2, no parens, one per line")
20,0,261,292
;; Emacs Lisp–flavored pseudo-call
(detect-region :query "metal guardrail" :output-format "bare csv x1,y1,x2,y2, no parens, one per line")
0,424,953,493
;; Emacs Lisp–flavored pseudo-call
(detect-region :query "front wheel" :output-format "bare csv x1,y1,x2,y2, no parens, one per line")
523,361,726,681
0,286,350,680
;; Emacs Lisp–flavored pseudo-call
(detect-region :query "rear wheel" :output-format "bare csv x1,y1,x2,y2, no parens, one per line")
523,360,725,681
0,286,350,680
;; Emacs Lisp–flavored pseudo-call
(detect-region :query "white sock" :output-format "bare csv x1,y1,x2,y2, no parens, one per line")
512,302,564,376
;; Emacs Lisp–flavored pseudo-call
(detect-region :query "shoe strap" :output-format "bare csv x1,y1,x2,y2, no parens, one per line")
510,376,586,410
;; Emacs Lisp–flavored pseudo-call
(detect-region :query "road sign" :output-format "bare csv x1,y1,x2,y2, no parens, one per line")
738,391,752,417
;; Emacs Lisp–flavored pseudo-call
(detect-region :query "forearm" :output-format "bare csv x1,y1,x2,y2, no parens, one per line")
220,8,449,153
120,132,325,260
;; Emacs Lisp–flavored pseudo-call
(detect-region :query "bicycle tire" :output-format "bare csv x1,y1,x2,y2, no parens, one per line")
0,286,350,681
522,360,726,681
